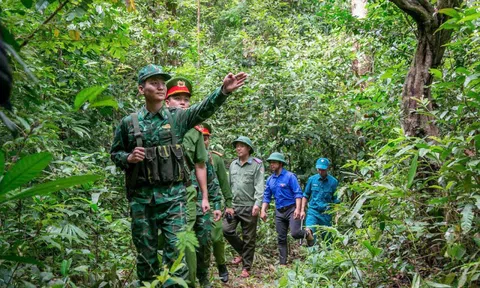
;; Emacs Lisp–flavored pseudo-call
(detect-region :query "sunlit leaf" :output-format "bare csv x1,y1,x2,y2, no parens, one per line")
0,152,52,196
438,8,461,19
73,86,108,111
0,175,102,204
407,153,418,189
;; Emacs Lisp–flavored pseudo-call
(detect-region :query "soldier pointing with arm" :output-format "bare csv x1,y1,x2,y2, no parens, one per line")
110,64,247,285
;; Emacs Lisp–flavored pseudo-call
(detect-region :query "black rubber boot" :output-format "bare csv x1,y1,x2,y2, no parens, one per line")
218,264,229,283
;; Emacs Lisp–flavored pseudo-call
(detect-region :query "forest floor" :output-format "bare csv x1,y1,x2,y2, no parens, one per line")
210,242,305,288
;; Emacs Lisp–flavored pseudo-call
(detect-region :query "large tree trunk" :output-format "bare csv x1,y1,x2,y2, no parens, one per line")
390,0,463,137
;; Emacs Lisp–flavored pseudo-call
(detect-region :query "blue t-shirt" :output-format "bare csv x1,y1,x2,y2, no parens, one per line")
263,168,303,210
304,174,339,212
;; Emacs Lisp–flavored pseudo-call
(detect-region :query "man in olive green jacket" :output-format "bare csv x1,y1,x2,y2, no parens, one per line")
223,136,264,278
201,123,233,283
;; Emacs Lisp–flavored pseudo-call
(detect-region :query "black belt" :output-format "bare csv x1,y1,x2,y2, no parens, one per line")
277,204,295,213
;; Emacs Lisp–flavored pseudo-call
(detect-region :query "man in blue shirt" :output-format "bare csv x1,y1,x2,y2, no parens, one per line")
301,157,340,246
260,152,313,264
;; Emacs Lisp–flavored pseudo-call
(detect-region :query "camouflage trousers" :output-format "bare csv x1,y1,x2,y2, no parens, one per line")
130,198,187,286
194,212,213,285
158,185,198,286
211,216,226,266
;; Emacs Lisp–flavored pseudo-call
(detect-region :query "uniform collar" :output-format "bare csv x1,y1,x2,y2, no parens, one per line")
235,156,253,166
140,105,167,120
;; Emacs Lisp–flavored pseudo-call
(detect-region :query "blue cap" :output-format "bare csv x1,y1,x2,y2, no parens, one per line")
315,158,330,170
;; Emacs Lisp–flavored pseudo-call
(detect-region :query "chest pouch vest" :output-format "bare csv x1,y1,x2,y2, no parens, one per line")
128,110,187,189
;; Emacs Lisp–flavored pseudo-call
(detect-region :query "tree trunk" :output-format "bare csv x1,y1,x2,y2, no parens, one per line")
390,0,463,138
402,20,455,137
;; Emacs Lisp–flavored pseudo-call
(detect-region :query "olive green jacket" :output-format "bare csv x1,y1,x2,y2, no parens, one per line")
229,157,265,207
211,152,233,208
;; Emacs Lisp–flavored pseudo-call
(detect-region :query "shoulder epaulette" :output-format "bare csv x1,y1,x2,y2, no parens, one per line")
194,125,203,133
253,157,262,163
211,150,223,157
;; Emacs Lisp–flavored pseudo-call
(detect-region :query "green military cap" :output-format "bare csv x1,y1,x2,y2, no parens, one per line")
138,64,171,84
267,152,286,164
232,136,255,153
166,77,193,99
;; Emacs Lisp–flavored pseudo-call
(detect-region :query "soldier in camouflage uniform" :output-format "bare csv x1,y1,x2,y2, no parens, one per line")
165,77,222,288
110,64,247,285
200,123,233,283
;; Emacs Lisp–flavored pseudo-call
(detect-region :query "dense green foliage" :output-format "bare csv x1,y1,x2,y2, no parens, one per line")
0,0,479,287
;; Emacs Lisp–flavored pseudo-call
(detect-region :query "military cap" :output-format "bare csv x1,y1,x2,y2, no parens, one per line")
138,64,171,84
315,158,330,170
232,136,254,153
166,77,193,99
267,152,287,164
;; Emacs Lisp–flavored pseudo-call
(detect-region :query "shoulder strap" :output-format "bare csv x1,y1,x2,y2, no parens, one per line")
164,108,178,145
129,113,142,189
131,113,143,147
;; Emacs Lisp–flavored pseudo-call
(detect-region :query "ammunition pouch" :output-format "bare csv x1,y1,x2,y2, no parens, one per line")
146,144,186,184
124,110,190,199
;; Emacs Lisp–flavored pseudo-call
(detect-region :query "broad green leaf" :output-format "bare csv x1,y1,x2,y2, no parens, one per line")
362,240,382,257
461,204,474,234
74,86,107,110
438,8,461,19
429,68,442,79
168,277,188,288
21,0,33,8
0,152,52,195
0,26,20,51
0,255,42,266
169,252,185,274
407,153,418,189
427,197,449,205
60,259,72,276
90,96,119,109
0,175,102,204
448,244,466,260
73,265,89,273
458,13,480,23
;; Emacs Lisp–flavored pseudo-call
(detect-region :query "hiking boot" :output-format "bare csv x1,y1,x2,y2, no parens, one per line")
306,228,314,247
218,264,229,283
